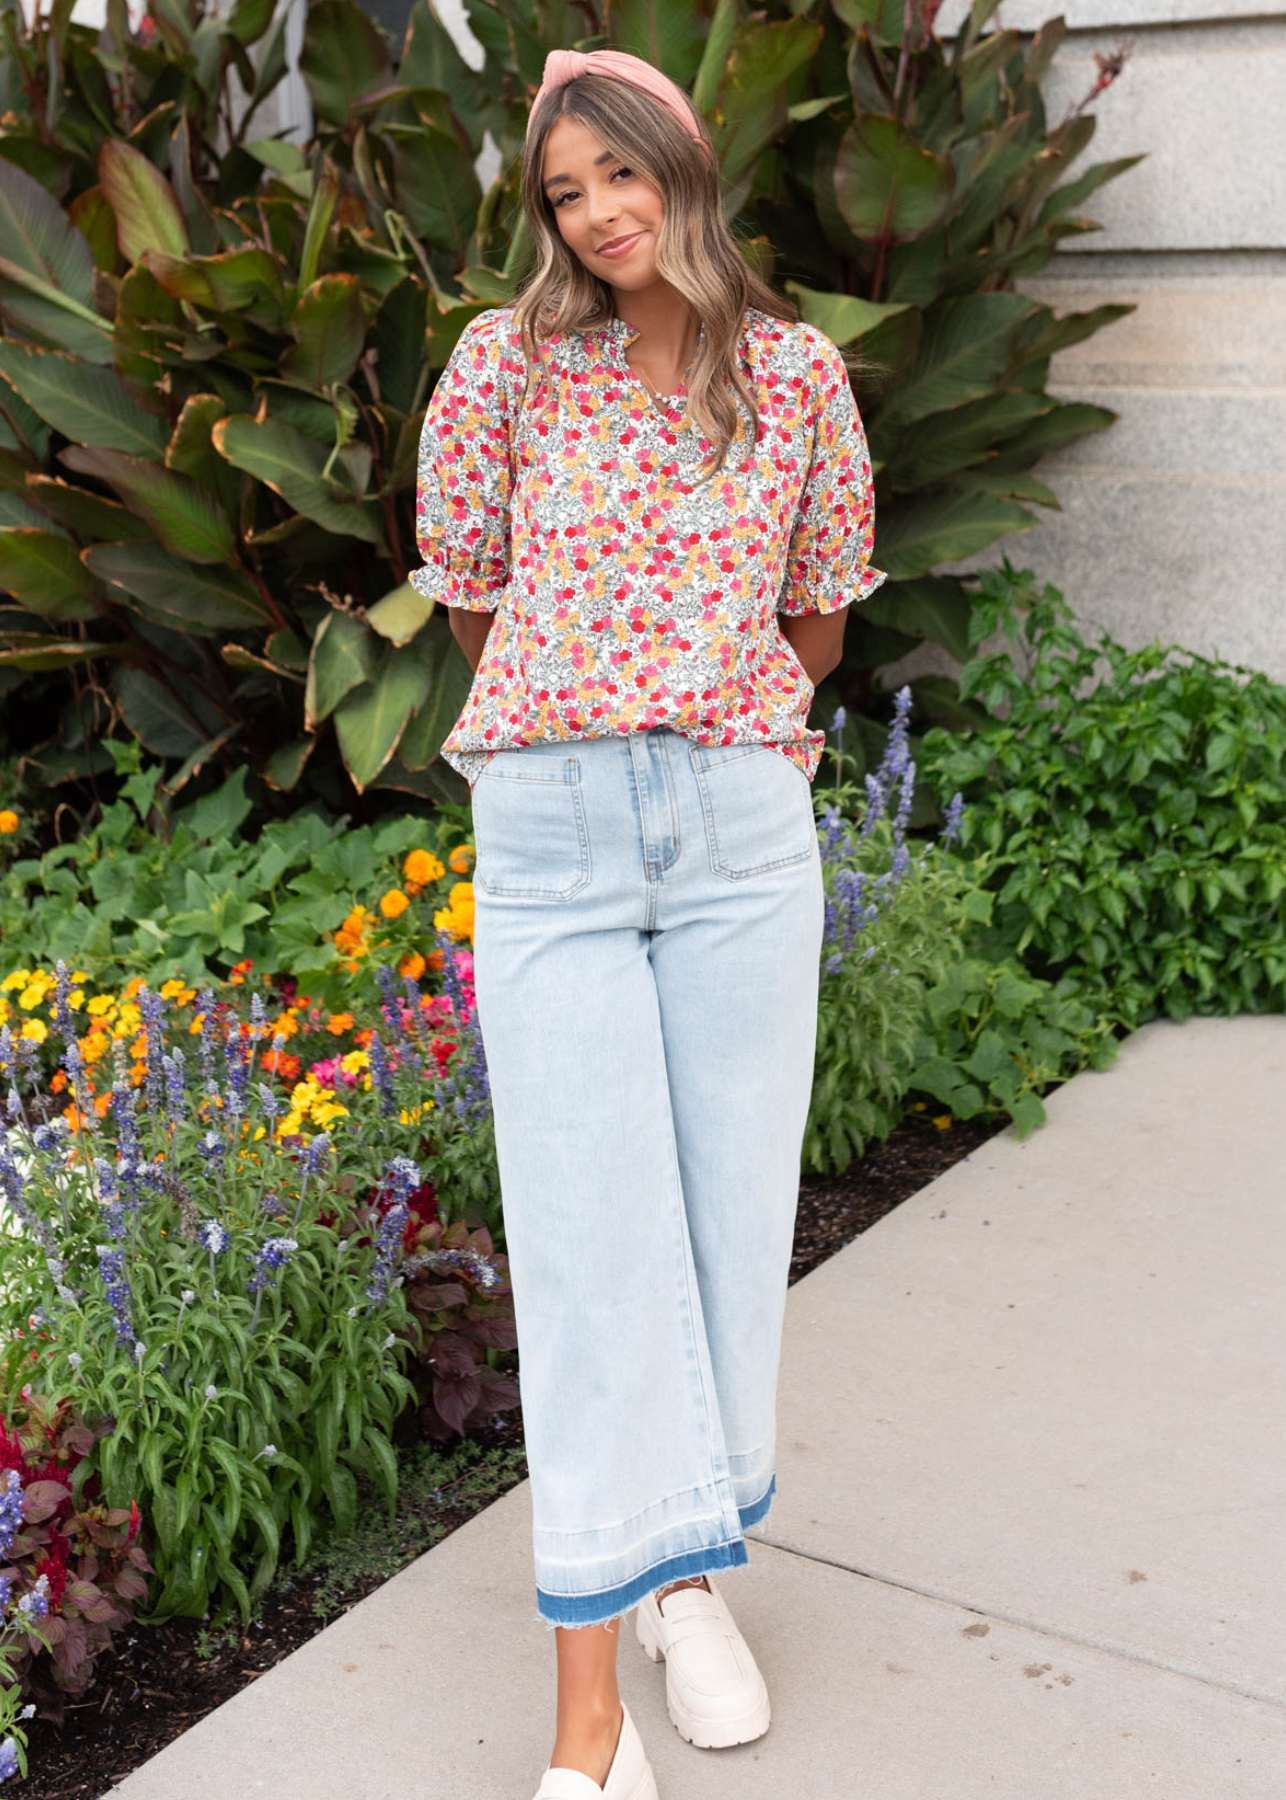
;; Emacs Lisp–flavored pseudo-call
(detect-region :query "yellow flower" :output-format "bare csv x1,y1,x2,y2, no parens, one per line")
87,994,116,1017
19,1018,47,1044
0,811,18,835
404,849,444,886
67,990,85,1011
312,1100,349,1127
340,1050,370,1076
932,1114,953,1131
0,971,30,994
19,983,48,1011
379,888,410,920
277,1112,305,1140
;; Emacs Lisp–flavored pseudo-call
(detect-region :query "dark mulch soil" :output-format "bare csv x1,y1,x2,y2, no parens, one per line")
21,1106,1011,1800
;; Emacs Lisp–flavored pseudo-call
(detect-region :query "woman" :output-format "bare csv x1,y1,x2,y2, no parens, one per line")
409,46,885,1800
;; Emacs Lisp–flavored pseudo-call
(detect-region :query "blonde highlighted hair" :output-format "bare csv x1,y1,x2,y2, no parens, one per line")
513,68,815,481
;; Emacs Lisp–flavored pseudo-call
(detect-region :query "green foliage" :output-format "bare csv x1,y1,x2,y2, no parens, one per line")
806,694,1120,1169
917,563,1286,1030
0,0,1137,804
0,742,474,1009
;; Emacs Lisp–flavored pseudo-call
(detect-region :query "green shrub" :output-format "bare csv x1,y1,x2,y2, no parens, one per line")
808,687,1119,1167
0,742,476,1011
0,0,1138,804
917,563,1286,1028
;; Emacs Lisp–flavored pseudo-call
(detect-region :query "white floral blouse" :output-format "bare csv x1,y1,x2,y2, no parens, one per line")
408,304,886,788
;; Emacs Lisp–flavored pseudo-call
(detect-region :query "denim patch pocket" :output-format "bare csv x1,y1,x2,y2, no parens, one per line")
471,753,590,899
688,742,816,880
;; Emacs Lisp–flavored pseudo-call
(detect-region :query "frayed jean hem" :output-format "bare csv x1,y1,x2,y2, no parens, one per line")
534,1474,775,1630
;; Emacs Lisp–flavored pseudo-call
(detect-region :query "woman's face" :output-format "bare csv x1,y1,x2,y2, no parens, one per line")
540,116,664,292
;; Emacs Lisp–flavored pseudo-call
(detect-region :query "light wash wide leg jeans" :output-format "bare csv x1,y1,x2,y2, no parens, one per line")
469,726,824,1628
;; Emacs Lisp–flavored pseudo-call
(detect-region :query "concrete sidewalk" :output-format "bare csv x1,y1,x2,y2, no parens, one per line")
111,1015,1286,1799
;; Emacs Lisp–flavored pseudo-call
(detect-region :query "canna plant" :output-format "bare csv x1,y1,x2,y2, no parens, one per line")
0,0,1138,807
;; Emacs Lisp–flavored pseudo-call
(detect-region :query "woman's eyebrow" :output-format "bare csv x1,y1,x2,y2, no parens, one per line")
543,149,618,191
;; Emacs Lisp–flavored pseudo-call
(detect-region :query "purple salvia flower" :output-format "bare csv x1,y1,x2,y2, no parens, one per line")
223,1024,249,1124
366,1201,408,1306
53,960,75,1042
940,790,966,850
0,1737,15,1783
15,1573,50,1623
368,1032,395,1118
97,1245,135,1347
162,1048,187,1119
201,1214,229,1285
195,990,218,1096
375,964,403,1036
0,1471,24,1561
0,1571,11,1614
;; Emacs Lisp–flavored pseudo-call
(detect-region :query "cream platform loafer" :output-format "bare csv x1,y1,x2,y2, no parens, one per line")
635,1575,771,1749
533,1700,659,1800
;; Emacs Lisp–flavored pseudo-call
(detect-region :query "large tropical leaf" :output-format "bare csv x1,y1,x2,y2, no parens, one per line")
305,609,376,729
57,445,239,565
82,542,270,634
280,275,366,387
874,294,1039,431
876,489,1036,579
0,529,100,620
98,139,189,264
211,416,384,545
299,0,393,126
835,113,956,241
0,161,114,363
0,340,167,457
334,646,433,791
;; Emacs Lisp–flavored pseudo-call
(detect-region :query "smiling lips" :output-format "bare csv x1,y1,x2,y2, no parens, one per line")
597,230,644,257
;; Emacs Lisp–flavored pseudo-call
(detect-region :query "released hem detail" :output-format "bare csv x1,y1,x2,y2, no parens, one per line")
533,1473,776,1630
537,1536,749,1629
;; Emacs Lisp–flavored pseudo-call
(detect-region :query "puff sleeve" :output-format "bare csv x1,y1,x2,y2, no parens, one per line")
776,329,886,617
408,311,515,612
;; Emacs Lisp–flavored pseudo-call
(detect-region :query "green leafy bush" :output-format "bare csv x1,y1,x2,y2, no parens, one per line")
0,742,477,1010
917,563,1286,1029
0,0,1137,803
807,688,1118,1167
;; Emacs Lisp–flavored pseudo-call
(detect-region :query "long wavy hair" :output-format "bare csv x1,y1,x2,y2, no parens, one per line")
514,68,802,481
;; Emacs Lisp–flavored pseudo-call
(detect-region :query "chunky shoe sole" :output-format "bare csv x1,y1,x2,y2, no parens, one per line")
635,1601,772,1749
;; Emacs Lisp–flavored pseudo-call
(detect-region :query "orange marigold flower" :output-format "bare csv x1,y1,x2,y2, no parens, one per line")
261,1049,301,1081
0,810,17,835
404,849,444,886
399,952,427,981
326,1012,355,1035
426,948,446,972
448,844,472,873
94,1093,113,1118
50,1069,68,1093
379,889,409,920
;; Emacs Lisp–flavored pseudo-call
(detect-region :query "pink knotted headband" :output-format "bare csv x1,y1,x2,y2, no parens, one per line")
526,48,708,147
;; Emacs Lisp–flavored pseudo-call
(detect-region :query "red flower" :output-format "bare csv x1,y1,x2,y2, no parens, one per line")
127,1500,141,1545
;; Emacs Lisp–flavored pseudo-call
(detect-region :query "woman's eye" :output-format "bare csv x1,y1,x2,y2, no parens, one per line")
553,166,633,207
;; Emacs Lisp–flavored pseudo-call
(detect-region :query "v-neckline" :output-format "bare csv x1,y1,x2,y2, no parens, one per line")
595,314,716,429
